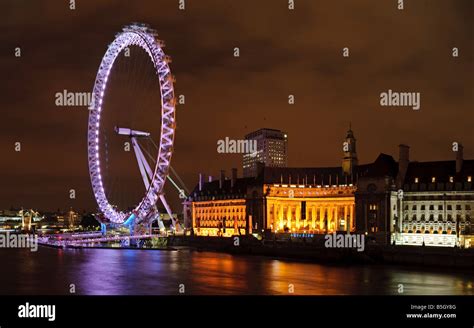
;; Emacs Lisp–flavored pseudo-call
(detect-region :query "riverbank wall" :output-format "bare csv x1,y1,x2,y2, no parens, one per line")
167,235,474,269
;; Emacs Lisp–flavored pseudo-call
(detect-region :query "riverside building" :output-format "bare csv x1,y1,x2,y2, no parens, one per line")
184,128,473,248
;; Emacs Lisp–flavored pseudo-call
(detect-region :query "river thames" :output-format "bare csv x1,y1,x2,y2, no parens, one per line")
1,247,473,295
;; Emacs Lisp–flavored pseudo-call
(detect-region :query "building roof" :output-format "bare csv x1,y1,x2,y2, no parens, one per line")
357,153,398,178
406,160,474,182
263,166,351,185
188,156,474,200
188,176,256,201
244,128,286,140
403,159,474,185
264,153,398,184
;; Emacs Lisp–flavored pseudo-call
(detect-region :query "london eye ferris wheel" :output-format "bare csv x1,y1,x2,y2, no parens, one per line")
87,23,180,232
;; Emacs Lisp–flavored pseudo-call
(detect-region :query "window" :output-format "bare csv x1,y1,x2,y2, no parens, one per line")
431,177,436,183
438,205,443,211
456,205,462,211
466,205,471,211
447,205,452,211
415,177,419,183
449,176,454,183
421,205,425,211
468,176,472,182
412,205,417,210
429,205,434,211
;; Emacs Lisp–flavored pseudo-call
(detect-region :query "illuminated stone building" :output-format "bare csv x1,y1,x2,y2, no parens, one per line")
183,169,249,237
184,165,359,237
185,127,473,248
243,128,288,178
356,144,474,248
390,144,473,248
185,127,361,236
263,168,356,234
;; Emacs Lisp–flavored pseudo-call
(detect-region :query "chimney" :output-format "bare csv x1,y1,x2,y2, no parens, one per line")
456,143,464,173
397,144,410,187
199,173,203,191
231,168,237,188
208,175,213,182
219,170,225,189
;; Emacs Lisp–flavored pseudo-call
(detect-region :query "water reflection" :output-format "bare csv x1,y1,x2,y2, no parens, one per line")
0,248,472,295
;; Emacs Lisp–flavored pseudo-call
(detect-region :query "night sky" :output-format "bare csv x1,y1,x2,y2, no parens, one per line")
1,0,472,212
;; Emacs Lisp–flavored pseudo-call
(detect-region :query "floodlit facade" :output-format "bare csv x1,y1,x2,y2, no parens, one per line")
191,199,247,237
390,145,473,248
185,127,360,237
265,177,356,234
183,169,249,237
184,165,359,237
185,128,473,248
